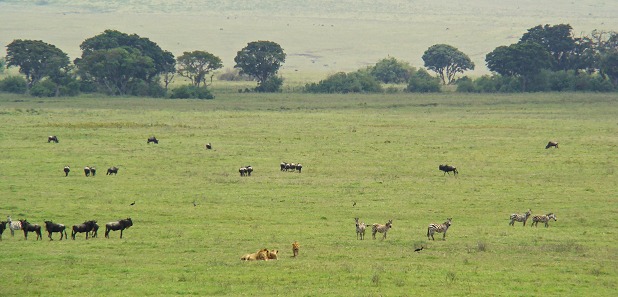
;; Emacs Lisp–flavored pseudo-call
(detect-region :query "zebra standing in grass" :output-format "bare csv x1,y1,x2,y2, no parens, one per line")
7,216,22,237
354,218,366,240
427,218,452,240
531,213,557,227
509,209,532,226
372,219,393,240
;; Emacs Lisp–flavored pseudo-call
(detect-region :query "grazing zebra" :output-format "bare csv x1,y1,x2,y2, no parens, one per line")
427,218,452,240
545,141,559,149
64,166,70,177
354,218,366,240
47,135,59,143
7,216,22,237
531,213,557,227
372,219,393,240
510,209,532,227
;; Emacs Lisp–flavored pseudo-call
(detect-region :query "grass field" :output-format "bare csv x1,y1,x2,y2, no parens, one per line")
0,92,616,296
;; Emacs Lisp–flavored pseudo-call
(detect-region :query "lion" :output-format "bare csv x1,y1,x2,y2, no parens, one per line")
267,249,279,260
292,241,300,257
241,248,269,261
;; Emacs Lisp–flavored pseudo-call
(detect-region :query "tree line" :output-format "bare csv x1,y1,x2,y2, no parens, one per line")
2,24,618,97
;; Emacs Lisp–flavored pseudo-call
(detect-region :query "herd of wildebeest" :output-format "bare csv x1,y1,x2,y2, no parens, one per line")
4,135,560,255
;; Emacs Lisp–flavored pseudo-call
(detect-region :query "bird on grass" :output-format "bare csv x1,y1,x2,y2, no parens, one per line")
352,201,356,207
414,246,424,252
130,201,135,206
193,201,197,207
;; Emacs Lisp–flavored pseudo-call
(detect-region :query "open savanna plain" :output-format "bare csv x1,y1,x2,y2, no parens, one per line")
0,92,617,296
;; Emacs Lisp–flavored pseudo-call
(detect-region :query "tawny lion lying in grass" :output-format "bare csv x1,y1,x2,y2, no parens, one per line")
241,249,278,261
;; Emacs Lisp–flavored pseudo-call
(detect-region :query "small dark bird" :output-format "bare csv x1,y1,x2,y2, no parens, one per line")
193,201,197,207
352,201,356,207
414,246,424,252
130,201,135,206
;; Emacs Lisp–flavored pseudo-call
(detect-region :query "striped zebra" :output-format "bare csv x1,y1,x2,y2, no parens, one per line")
531,213,557,227
509,209,532,227
427,218,452,240
372,220,393,240
354,218,366,240
7,216,23,237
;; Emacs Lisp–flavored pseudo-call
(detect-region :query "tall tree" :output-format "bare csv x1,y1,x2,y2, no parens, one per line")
519,24,577,71
176,51,223,87
422,44,474,85
234,40,286,90
486,42,551,91
5,39,70,88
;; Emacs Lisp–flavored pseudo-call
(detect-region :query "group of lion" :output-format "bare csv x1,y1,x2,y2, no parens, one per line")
241,241,300,261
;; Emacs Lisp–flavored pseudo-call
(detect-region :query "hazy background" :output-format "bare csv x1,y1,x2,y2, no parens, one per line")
1,0,617,75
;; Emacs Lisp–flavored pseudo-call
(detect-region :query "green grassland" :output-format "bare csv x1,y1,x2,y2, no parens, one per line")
0,92,616,296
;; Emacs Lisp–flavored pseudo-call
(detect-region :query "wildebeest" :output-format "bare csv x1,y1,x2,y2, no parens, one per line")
105,218,133,239
48,135,59,143
44,220,68,240
372,219,393,240
147,136,159,144
7,216,22,236
0,221,7,240
545,141,559,149
84,166,91,177
246,165,253,176
90,167,96,176
280,162,286,171
64,166,70,177
72,220,96,240
295,163,303,173
239,167,247,176
19,220,42,240
107,166,119,175
439,164,458,175
90,221,100,238
205,143,212,149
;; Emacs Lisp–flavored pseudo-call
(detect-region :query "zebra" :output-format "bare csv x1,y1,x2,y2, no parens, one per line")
509,209,532,226
531,213,557,227
354,218,366,240
7,216,22,237
372,219,393,240
427,218,452,240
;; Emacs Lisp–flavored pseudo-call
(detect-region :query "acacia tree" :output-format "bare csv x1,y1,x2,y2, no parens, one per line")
486,42,551,91
422,44,474,85
5,39,70,88
234,40,286,92
176,51,223,87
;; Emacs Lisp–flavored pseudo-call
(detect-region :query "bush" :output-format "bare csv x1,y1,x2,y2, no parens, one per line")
169,85,214,99
406,69,441,93
30,80,57,97
255,76,284,92
0,76,27,94
128,80,166,97
368,57,415,84
305,71,382,93
455,76,477,93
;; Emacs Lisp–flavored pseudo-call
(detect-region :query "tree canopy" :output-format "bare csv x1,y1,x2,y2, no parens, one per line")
5,39,70,88
176,51,223,87
234,41,286,90
422,44,474,85
368,57,414,84
486,42,551,91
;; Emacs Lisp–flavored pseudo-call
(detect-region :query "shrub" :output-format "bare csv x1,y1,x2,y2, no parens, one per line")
169,85,214,99
305,71,382,93
255,76,284,92
455,76,477,93
368,57,415,84
406,69,441,93
0,76,27,94
128,80,166,97
30,80,57,97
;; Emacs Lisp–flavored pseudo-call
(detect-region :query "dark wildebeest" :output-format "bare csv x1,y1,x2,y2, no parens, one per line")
84,166,91,177
545,141,559,149
44,221,68,241
107,166,119,175
280,162,286,171
239,167,247,176
147,136,159,144
105,218,133,239
206,143,212,149
295,163,303,173
0,221,7,241
71,220,96,240
48,135,59,143
19,220,42,240
64,166,70,177
439,164,458,176
246,165,253,176
90,221,100,238
90,167,96,176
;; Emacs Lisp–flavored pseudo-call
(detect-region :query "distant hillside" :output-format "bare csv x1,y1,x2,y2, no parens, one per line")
1,0,617,76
